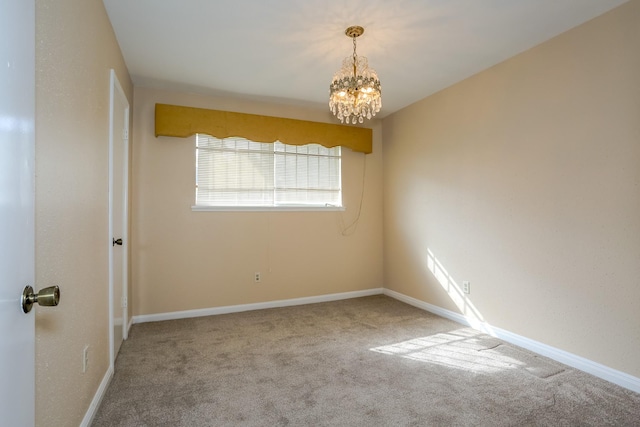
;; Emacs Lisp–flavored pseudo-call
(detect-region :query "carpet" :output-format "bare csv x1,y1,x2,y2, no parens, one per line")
92,295,640,426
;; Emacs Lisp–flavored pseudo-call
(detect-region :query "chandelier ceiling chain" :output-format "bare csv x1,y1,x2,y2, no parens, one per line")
352,35,357,73
329,26,382,124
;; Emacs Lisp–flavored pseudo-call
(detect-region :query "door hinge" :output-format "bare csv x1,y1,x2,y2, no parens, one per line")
123,128,128,140
121,296,128,308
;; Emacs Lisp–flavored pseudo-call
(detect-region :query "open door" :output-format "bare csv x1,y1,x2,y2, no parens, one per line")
0,0,36,424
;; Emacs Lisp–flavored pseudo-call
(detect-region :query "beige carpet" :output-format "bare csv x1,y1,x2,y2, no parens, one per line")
92,296,640,426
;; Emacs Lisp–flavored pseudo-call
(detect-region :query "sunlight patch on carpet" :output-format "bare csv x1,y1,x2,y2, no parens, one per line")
370,328,527,374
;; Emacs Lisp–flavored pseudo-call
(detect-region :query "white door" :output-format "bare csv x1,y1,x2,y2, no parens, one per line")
109,70,129,365
0,0,36,425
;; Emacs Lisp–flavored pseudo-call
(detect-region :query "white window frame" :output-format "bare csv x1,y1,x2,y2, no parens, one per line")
192,135,344,212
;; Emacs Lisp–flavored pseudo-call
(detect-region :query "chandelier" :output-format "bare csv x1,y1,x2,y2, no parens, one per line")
329,26,382,124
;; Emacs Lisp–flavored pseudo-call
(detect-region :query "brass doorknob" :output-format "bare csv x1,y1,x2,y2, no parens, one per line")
21,285,60,313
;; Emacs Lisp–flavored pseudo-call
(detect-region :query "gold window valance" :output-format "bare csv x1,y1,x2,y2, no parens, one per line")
155,103,372,154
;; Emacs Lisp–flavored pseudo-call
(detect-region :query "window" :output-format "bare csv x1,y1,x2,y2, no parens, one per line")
195,134,342,209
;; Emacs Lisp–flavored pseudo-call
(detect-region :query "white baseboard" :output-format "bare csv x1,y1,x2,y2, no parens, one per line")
132,288,384,324
80,365,113,427
383,288,640,394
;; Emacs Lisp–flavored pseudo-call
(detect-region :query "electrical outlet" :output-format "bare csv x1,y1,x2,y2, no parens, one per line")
82,345,90,373
462,281,470,294
254,272,261,283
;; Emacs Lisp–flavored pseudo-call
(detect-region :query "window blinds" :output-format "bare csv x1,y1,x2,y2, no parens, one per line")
196,135,341,207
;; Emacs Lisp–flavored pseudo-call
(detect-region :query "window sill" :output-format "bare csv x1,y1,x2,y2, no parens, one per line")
191,205,345,212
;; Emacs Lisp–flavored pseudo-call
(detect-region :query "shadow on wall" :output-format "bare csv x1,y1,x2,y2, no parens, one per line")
425,248,486,331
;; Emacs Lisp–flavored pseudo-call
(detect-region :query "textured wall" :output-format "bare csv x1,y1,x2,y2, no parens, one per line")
382,0,640,377
131,87,384,316
35,0,132,425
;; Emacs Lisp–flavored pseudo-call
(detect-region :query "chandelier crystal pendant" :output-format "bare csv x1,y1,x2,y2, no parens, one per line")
329,26,382,124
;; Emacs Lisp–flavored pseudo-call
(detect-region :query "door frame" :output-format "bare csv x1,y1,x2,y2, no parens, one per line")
108,69,130,368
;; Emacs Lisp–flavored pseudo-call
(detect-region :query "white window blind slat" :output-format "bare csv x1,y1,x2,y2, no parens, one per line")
196,135,341,207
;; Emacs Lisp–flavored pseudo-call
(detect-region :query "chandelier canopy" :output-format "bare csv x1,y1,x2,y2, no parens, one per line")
329,26,382,124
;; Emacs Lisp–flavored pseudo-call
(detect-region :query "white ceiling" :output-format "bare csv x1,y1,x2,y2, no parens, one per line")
103,0,627,118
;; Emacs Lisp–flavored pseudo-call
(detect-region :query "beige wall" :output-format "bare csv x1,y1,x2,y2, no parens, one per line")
383,0,640,377
31,2,637,423
132,87,384,316
35,0,132,425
